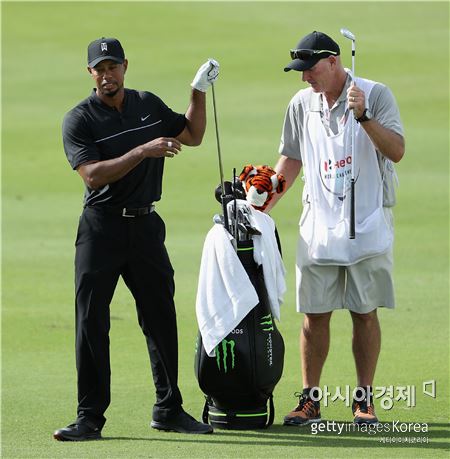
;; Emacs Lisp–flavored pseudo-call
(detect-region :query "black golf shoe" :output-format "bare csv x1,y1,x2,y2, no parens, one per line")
53,422,102,441
151,410,213,434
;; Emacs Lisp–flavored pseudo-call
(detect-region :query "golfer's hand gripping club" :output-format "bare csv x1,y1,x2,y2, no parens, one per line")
191,58,220,92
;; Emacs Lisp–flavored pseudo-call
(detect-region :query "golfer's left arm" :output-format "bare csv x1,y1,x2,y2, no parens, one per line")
177,59,220,147
177,89,206,146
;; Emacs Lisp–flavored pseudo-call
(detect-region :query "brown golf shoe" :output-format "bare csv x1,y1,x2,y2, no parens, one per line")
283,393,321,426
352,399,379,425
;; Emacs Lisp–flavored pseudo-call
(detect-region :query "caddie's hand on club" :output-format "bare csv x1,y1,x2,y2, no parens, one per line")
191,58,220,92
347,84,366,119
141,137,182,158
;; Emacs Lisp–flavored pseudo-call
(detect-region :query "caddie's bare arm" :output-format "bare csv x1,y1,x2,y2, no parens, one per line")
359,119,404,163
265,156,303,213
348,85,405,163
77,137,182,190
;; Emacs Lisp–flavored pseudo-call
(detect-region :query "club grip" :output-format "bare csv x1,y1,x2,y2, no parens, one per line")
349,179,355,239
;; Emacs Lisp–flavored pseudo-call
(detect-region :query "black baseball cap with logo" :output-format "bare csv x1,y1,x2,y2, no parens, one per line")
284,31,340,72
87,37,125,68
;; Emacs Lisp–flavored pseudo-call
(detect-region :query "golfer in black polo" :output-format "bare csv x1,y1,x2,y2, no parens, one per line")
54,37,219,441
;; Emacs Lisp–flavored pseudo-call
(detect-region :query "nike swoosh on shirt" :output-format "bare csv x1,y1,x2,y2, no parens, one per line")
141,114,151,121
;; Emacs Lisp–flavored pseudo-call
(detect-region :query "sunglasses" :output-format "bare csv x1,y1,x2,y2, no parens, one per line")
290,49,338,60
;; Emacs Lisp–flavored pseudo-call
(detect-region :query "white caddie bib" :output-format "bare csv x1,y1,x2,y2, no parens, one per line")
300,77,393,265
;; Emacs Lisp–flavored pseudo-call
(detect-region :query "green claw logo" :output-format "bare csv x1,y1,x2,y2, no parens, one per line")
216,339,236,373
260,314,274,332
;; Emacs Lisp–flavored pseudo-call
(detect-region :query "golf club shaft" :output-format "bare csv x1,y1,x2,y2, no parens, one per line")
349,179,355,239
233,168,238,246
350,39,356,239
211,83,230,233
341,28,357,239
211,83,224,193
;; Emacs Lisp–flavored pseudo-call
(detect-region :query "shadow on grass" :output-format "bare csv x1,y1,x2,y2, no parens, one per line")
105,422,449,451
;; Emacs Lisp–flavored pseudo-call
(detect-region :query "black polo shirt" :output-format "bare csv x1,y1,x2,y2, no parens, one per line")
62,88,186,207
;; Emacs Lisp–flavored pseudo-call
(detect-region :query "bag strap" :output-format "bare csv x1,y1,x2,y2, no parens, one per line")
202,398,210,424
266,394,275,427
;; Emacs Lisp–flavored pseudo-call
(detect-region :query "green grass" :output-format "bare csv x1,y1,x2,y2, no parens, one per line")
2,1,449,458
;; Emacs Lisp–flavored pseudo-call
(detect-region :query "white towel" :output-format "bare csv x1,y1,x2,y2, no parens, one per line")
227,201,286,320
251,209,286,321
195,224,259,357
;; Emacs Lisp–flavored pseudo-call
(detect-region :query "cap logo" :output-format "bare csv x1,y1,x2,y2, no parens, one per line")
100,42,108,52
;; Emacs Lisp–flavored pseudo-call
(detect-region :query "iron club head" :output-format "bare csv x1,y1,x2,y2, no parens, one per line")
340,28,356,41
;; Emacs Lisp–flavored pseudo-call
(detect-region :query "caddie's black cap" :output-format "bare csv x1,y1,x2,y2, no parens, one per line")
284,31,340,72
87,37,125,68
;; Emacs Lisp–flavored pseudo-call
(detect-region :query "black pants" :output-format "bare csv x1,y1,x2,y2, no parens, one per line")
74,207,182,428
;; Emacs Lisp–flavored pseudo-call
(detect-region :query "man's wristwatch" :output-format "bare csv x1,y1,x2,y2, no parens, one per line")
355,108,373,123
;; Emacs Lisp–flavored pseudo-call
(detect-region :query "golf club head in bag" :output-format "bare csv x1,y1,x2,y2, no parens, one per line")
214,179,261,240
214,179,246,204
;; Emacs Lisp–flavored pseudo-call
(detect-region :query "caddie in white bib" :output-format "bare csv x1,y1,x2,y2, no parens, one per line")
300,76,393,265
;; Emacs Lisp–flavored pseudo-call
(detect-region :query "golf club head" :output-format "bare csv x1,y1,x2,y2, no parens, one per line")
213,214,224,225
214,180,246,204
214,181,233,204
340,28,356,41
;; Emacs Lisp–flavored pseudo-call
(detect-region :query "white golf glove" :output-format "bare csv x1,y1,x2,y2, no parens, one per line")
191,58,219,92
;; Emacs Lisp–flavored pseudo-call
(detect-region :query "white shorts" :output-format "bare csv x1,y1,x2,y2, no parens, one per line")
296,235,395,314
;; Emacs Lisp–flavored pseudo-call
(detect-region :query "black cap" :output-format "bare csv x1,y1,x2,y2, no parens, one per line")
87,37,125,68
284,31,340,72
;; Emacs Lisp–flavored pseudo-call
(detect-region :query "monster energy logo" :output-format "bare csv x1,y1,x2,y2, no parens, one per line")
216,339,235,373
260,314,274,331
261,314,274,366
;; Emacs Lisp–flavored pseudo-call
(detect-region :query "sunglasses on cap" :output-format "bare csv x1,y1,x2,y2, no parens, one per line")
290,49,338,60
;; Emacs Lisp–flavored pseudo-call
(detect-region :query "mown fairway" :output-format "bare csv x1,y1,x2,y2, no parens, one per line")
2,2,449,458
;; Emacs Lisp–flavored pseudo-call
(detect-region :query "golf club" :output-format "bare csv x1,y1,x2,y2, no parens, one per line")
340,27,356,239
211,82,230,234
233,167,238,244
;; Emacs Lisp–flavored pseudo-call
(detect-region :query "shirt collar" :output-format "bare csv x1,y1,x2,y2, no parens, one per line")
338,73,353,103
89,88,128,111
316,73,352,111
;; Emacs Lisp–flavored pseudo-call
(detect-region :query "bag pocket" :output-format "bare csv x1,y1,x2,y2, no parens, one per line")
380,157,398,207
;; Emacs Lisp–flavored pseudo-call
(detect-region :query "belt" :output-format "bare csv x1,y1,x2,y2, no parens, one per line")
87,204,155,218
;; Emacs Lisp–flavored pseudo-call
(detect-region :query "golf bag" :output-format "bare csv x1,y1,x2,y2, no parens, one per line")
195,237,285,429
